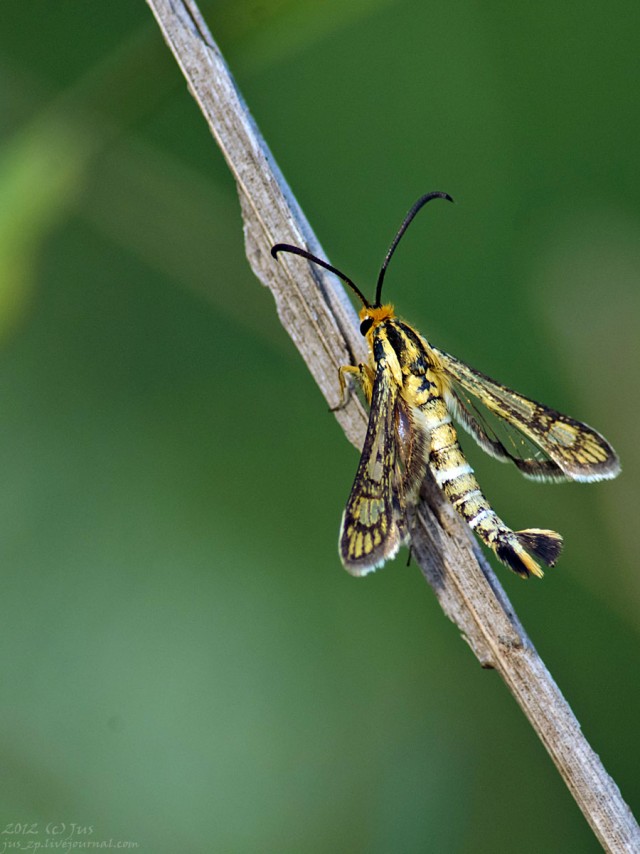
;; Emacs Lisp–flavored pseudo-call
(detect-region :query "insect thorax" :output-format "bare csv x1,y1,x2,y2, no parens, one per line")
372,319,443,400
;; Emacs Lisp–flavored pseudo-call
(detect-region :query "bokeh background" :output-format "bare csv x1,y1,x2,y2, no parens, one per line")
1,1,638,851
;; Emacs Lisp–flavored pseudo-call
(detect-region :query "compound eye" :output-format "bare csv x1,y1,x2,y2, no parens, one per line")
359,317,374,336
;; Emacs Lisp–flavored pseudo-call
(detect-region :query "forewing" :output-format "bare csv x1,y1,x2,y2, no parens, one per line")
433,346,620,482
340,360,407,575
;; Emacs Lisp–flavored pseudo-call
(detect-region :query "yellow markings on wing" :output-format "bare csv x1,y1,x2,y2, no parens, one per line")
433,345,620,482
339,351,407,575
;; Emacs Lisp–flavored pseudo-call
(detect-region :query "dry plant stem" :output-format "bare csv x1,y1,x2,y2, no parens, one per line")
147,1,639,850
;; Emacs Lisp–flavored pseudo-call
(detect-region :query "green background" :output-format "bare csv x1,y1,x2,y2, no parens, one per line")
1,1,638,851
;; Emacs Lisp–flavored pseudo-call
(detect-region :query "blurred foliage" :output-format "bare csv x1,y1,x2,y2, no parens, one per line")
0,1,638,851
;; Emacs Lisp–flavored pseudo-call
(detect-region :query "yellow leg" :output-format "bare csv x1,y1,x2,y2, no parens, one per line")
334,364,375,411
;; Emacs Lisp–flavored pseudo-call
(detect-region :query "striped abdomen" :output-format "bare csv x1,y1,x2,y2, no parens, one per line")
418,394,562,578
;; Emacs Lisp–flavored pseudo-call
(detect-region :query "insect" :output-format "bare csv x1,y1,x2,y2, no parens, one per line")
271,193,620,578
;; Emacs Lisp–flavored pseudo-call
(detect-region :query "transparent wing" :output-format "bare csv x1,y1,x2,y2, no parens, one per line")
339,360,408,575
432,346,620,483
446,382,568,482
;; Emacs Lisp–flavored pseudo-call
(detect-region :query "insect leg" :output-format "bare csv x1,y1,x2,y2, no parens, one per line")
335,364,375,409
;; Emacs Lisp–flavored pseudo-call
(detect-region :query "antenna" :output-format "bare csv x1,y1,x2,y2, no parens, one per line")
271,244,371,308
374,191,453,307
272,191,453,310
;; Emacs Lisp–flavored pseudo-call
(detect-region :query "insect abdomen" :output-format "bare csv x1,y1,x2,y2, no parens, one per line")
425,400,562,578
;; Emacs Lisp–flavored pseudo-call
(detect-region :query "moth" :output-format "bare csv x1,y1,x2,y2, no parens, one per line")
271,193,620,578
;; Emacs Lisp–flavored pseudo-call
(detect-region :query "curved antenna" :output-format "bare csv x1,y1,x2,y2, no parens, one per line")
374,191,454,307
271,243,371,308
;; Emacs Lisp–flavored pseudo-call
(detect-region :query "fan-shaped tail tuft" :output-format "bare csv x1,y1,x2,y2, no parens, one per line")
495,528,563,579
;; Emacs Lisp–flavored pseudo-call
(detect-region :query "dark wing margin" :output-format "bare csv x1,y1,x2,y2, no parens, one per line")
433,346,620,483
339,358,408,575
447,386,568,482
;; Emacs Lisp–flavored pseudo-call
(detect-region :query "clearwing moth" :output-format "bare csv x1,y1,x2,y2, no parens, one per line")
272,193,620,578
